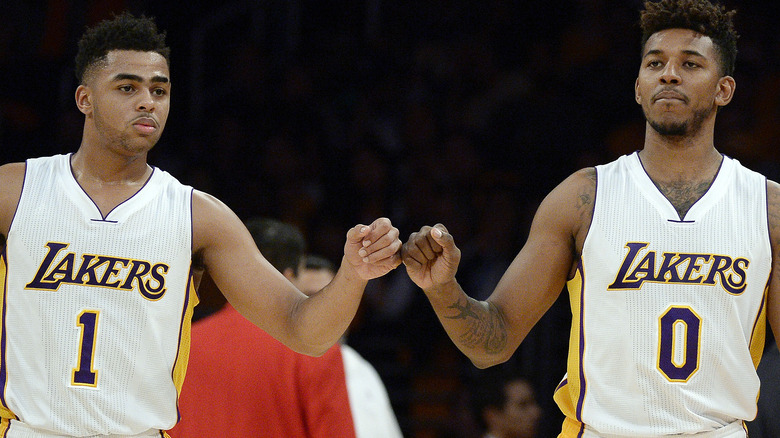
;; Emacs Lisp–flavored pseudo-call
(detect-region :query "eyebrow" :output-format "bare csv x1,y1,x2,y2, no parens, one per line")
643,49,706,59
112,73,170,83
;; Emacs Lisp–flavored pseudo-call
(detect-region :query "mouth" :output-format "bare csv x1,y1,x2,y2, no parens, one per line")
132,117,158,135
652,90,687,104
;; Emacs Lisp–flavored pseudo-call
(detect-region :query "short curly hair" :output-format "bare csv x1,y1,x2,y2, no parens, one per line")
74,12,170,84
640,0,738,76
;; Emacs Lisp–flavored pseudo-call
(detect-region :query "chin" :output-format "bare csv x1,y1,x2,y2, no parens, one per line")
650,120,689,136
119,138,159,156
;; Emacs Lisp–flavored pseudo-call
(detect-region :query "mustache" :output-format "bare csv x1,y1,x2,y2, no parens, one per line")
131,113,159,127
652,88,689,103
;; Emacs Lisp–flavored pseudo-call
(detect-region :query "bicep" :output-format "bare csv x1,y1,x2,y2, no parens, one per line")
769,268,780,343
488,170,592,349
767,180,780,341
0,162,26,239
192,191,304,339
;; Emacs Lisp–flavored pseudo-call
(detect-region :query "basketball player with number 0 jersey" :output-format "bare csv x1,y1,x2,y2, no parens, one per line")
401,1,780,437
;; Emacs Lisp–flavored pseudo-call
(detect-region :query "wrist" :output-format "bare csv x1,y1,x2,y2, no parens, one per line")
338,255,369,285
424,278,460,299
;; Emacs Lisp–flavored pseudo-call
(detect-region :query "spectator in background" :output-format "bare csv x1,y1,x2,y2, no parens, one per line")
170,218,357,437
172,218,403,438
298,255,404,438
468,370,541,438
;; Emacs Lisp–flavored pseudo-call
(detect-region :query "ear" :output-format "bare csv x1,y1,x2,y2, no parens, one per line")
75,85,93,115
634,78,642,105
715,75,736,107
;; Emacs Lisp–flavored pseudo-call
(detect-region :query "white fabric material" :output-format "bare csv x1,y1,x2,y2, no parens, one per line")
2,154,193,436
581,420,746,438
341,344,403,438
573,153,770,435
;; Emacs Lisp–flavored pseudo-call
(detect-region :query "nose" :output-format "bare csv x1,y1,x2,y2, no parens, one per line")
136,89,155,112
659,62,681,84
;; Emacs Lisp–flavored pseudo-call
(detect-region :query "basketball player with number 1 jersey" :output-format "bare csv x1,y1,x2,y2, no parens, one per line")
0,12,402,437
1,154,196,436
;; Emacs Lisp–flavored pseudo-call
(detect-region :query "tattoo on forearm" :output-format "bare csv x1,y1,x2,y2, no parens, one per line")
446,298,507,354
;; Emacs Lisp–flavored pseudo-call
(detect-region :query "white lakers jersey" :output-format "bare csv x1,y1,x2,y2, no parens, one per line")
554,152,771,437
0,154,198,437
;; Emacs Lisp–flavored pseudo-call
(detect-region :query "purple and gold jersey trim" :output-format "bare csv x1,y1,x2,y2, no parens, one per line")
748,285,768,370
171,266,198,392
171,265,199,418
0,250,16,423
554,262,586,432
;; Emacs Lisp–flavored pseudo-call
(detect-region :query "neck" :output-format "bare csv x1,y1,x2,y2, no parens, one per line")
71,144,151,187
638,129,723,219
639,122,720,181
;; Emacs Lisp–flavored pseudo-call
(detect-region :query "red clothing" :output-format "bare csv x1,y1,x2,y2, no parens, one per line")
168,304,356,438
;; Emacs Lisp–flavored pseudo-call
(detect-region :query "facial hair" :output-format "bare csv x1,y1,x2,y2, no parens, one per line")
644,105,713,137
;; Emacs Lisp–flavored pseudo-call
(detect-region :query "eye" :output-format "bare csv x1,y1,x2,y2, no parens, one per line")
118,84,134,93
647,60,663,68
152,88,167,96
684,61,700,68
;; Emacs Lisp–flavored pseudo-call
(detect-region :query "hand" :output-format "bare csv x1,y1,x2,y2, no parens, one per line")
344,217,402,280
402,224,461,291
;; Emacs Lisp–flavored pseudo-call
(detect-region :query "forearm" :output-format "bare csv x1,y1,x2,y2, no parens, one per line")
424,280,510,368
292,256,368,355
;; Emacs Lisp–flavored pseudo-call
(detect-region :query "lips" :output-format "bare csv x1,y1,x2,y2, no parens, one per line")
653,90,687,103
132,117,158,134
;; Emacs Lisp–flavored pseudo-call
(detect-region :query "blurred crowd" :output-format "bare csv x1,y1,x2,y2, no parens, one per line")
2,1,778,436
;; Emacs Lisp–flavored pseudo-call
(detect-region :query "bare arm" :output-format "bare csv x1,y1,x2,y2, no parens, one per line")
192,191,401,356
0,162,26,245
766,180,780,345
403,168,596,368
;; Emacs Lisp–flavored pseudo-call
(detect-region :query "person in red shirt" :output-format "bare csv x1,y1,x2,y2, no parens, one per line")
297,255,404,438
169,218,356,437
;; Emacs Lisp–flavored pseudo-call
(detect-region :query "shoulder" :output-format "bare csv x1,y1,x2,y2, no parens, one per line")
191,190,240,247
191,190,246,235
528,167,597,260
540,167,597,230
566,167,597,207
768,179,780,250
0,161,27,182
767,178,779,202
191,189,228,215
190,189,256,268
541,167,597,209
0,162,27,238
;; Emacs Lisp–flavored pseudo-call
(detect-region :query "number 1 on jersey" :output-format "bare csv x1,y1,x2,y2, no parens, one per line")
73,310,100,387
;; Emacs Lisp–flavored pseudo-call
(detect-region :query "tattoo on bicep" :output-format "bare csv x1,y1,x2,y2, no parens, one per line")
446,298,507,354
768,184,780,254
575,169,597,222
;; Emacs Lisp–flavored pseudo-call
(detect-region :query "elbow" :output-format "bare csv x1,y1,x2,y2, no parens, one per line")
469,352,512,370
288,336,336,357
471,359,493,369
302,343,332,357
470,355,510,369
